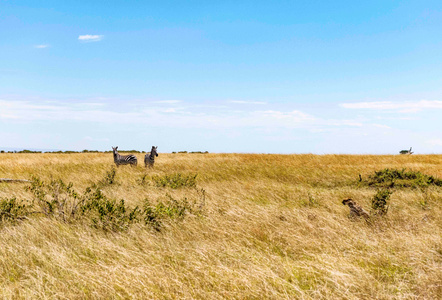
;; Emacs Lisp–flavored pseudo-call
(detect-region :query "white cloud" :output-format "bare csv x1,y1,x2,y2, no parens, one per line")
153,100,182,104
0,99,316,129
34,45,49,49
258,110,314,121
427,139,442,146
340,100,442,113
83,136,110,142
372,124,391,129
4,98,438,153
327,120,363,127
229,100,267,105
0,99,392,135
78,35,104,42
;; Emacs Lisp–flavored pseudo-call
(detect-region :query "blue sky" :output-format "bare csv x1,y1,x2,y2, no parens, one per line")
1,1,441,153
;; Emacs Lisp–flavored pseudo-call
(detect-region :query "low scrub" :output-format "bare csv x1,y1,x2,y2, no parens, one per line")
366,168,442,188
143,191,205,230
80,187,140,231
25,176,138,230
371,189,392,216
0,197,30,224
1,173,204,231
152,173,198,189
98,167,117,186
26,176,82,221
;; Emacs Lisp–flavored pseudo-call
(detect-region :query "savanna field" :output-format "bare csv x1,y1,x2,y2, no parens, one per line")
0,152,441,299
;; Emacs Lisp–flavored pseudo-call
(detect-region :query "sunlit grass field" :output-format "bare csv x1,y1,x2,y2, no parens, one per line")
0,153,441,299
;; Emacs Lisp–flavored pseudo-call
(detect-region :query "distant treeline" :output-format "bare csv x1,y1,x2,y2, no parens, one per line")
0,149,138,154
1,149,209,154
172,151,209,154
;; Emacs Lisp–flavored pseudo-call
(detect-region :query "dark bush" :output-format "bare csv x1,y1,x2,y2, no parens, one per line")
366,168,442,188
371,189,393,216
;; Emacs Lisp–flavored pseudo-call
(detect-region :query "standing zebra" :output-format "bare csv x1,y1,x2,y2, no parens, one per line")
112,146,138,167
144,146,158,168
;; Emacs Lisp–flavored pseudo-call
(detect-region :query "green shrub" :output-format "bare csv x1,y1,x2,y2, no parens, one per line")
26,176,81,221
142,192,203,231
22,175,205,232
26,176,139,231
371,189,393,215
0,197,30,223
80,188,140,231
99,167,117,186
152,173,197,189
366,168,442,188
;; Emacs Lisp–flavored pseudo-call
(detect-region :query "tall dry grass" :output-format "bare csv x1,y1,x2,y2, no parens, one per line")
0,153,441,299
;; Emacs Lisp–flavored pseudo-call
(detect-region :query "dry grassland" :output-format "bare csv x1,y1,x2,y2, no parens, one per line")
0,153,441,299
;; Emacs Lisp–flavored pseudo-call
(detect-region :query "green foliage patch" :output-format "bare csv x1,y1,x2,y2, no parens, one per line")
366,168,442,188
152,173,197,189
79,187,140,231
98,167,117,186
0,197,30,224
143,193,202,231
1,170,204,231
371,189,392,216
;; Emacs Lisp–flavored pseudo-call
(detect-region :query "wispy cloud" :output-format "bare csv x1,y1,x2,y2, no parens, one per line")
78,35,104,42
34,45,49,49
153,100,182,104
229,100,267,105
3,98,434,153
0,99,394,134
427,139,442,146
258,110,313,121
0,99,316,129
372,124,391,129
340,100,442,113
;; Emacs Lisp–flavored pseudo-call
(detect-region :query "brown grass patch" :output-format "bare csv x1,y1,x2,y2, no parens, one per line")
0,153,441,299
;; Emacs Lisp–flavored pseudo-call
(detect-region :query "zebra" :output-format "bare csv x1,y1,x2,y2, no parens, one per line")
144,146,158,168
399,147,413,155
112,146,137,167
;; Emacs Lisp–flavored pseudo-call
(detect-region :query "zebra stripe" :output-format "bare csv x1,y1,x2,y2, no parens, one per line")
112,146,138,167
144,146,158,168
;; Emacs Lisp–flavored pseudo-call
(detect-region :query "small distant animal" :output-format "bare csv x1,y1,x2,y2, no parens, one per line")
144,146,158,168
342,198,369,219
112,146,137,167
399,147,413,155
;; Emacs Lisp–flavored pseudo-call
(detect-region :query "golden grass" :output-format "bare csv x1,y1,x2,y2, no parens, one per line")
0,153,441,299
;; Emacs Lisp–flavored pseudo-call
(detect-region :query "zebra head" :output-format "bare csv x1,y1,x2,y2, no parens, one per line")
151,146,158,157
112,146,118,156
